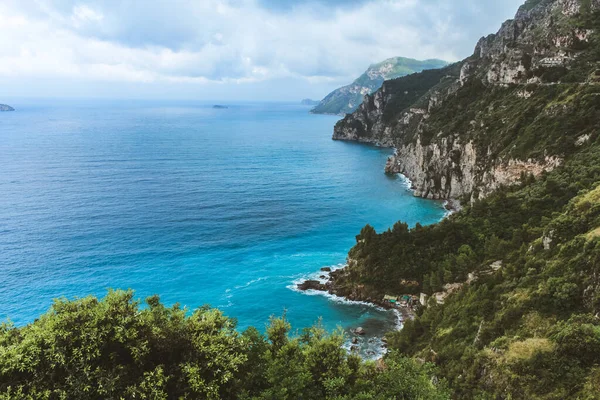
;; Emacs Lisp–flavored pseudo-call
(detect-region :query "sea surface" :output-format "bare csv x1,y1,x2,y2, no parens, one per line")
0,99,446,356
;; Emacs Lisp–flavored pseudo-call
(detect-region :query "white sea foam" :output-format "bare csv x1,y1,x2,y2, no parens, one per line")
234,276,268,290
287,263,345,287
442,200,453,218
217,300,234,309
289,263,408,360
341,337,388,361
288,263,391,312
392,309,404,331
397,173,413,190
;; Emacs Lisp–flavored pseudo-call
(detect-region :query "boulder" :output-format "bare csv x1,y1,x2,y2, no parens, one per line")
320,267,332,272
354,327,365,335
297,280,325,291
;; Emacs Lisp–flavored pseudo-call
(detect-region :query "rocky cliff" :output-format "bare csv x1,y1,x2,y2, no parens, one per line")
311,57,447,115
334,0,600,201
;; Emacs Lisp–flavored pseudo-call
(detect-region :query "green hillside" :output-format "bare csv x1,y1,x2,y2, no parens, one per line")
311,57,448,115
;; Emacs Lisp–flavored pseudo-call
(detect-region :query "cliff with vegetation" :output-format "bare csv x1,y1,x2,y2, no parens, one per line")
337,146,600,398
311,57,447,115
2,1,600,399
327,0,600,397
334,0,600,201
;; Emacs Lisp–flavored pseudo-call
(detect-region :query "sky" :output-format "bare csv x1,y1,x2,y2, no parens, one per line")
0,0,524,101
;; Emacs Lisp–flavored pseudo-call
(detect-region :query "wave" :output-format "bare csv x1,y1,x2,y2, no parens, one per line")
392,309,405,331
286,263,400,313
442,200,453,218
397,173,413,190
341,336,388,361
234,276,269,290
286,263,344,289
288,263,408,360
290,285,390,313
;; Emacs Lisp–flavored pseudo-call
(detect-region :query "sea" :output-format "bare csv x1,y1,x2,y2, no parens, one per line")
0,99,446,357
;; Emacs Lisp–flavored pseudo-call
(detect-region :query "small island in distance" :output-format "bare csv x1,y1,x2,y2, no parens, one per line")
0,104,15,111
212,104,228,109
300,99,319,106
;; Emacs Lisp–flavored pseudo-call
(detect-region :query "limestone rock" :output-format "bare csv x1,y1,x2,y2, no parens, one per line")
332,0,586,202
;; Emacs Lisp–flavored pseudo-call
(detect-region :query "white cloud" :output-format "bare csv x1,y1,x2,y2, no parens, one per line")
71,4,103,27
0,0,524,98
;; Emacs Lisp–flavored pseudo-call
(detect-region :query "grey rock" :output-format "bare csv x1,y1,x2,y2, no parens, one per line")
332,0,574,201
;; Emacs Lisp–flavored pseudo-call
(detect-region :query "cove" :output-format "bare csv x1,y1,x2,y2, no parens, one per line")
0,99,446,354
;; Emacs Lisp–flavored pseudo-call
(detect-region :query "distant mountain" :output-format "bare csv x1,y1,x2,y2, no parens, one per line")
311,57,448,115
0,104,15,111
300,99,319,106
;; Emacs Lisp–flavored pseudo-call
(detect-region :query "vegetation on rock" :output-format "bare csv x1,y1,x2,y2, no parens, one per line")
328,0,600,397
311,57,447,115
334,0,600,200
2,1,600,399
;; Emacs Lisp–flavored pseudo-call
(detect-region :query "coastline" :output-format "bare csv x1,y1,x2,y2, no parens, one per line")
293,167,456,357
310,110,346,117
294,264,416,358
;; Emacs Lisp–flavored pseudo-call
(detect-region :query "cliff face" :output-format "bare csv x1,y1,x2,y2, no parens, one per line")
312,57,447,116
334,0,600,201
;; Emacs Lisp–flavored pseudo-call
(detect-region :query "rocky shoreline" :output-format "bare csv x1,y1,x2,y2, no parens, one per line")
296,266,413,358
295,184,458,342
297,266,415,329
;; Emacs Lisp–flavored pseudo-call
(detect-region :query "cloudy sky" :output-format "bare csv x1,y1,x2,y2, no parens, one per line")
0,0,523,101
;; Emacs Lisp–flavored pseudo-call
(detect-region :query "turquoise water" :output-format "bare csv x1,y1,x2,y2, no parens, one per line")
0,99,445,353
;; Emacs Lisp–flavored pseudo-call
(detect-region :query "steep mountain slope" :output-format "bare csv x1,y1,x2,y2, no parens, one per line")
334,0,600,202
311,57,448,115
337,146,600,398
328,0,600,397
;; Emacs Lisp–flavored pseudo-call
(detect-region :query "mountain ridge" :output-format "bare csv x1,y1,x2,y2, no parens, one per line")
326,0,600,397
311,57,448,115
333,0,600,202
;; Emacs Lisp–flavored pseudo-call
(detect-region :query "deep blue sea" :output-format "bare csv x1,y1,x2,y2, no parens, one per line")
0,99,445,356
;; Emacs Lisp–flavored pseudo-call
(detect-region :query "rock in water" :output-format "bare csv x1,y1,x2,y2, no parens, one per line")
0,104,15,111
297,280,326,291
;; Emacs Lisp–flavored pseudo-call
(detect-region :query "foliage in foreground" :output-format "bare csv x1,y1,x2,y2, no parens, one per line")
0,290,449,399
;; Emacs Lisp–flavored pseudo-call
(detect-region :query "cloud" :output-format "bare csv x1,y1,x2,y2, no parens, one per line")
0,0,524,97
